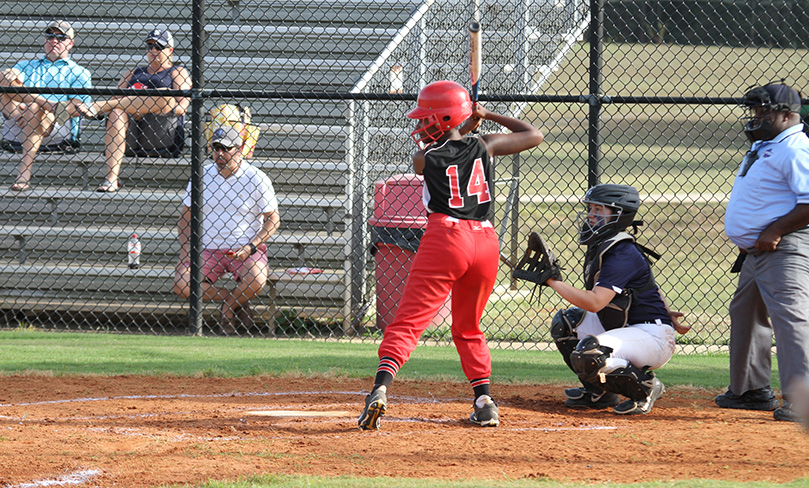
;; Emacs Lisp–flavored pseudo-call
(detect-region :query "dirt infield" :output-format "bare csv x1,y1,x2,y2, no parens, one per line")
1,375,808,488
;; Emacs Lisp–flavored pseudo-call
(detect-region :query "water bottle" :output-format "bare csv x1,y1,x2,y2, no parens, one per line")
128,234,141,269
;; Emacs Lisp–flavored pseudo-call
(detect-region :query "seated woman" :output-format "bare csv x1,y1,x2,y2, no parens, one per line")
61,28,191,192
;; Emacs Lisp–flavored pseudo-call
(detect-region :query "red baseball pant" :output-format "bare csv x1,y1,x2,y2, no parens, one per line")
378,212,500,380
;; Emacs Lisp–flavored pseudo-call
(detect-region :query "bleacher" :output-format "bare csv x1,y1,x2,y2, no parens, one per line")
0,0,424,333
0,0,588,334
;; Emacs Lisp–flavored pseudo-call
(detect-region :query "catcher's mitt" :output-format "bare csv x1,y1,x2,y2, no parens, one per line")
512,231,563,286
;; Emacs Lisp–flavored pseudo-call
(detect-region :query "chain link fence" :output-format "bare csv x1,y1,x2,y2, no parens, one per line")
1,0,807,352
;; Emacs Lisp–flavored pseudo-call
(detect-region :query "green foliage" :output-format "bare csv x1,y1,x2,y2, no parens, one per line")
274,309,341,338
273,309,309,336
603,0,809,49
646,20,668,44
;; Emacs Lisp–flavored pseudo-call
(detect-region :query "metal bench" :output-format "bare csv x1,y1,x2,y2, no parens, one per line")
0,224,346,265
0,262,347,332
0,187,347,232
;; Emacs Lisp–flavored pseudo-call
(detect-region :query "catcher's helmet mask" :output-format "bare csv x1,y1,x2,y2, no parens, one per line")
407,80,473,148
740,82,802,142
577,184,641,246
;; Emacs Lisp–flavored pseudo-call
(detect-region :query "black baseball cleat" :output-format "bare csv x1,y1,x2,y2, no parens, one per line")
565,389,621,409
564,387,587,400
469,395,499,427
715,386,778,411
358,386,387,431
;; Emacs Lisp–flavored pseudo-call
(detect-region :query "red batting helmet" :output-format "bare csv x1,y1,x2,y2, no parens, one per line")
407,80,472,148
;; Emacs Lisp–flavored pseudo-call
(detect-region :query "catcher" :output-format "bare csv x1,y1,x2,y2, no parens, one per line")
514,183,686,415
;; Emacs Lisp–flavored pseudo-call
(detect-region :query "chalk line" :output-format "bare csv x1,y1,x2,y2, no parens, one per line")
9,468,101,488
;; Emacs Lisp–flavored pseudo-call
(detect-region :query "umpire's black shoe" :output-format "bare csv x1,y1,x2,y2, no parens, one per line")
715,386,778,411
774,403,801,422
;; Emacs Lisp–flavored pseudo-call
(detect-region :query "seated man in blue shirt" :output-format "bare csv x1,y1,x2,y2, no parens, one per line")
0,20,92,192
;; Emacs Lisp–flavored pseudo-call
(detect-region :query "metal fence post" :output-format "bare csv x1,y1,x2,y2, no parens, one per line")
189,0,207,336
587,0,604,189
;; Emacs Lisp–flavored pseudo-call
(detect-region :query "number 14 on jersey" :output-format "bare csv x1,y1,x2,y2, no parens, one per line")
446,158,491,208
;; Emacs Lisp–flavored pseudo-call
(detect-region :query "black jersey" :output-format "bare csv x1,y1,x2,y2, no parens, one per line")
421,137,494,221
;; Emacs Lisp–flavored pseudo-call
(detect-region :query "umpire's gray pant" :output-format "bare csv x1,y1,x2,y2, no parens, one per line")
728,227,809,400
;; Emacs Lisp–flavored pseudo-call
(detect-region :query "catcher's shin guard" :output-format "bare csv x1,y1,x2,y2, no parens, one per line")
552,310,608,395
569,335,612,384
601,364,657,401
551,308,585,372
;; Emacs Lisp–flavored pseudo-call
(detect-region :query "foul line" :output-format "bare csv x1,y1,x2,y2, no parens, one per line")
0,390,367,408
9,468,101,488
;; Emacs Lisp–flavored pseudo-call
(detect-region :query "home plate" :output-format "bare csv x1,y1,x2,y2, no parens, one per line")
246,410,351,418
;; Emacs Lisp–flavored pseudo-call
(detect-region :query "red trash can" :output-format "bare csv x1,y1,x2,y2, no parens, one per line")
369,174,451,330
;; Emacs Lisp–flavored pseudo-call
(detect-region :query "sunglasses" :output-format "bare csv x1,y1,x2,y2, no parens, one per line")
45,32,69,41
145,42,167,51
212,143,235,152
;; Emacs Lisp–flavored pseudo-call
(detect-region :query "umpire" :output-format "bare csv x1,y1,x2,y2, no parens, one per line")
717,82,809,423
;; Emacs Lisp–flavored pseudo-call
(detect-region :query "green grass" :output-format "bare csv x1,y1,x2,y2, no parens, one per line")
0,329,790,488
0,329,775,389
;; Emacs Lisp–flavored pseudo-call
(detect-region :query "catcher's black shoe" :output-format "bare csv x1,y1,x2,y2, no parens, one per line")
613,377,665,415
358,386,387,431
564,387,587,400
469,395,499,427
773,403,801,422
564,389,621,409
715,386,778,411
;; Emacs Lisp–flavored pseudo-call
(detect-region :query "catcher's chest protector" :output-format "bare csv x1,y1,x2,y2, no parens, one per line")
584,233,656,330
584,233,634,288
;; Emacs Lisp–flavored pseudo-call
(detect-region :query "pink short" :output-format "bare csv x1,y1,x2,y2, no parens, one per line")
181,244,268,284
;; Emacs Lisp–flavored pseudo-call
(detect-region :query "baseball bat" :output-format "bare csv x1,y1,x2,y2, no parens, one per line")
471,22,511,267
469,22,482,104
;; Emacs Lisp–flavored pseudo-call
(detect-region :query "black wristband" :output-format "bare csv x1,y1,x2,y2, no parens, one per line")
248,243,258,255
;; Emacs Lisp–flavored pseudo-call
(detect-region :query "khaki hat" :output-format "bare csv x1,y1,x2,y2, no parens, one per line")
46,20,75,39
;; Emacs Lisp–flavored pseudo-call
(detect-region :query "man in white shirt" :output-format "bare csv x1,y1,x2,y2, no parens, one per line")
717,82,809,423
173,126,280,334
